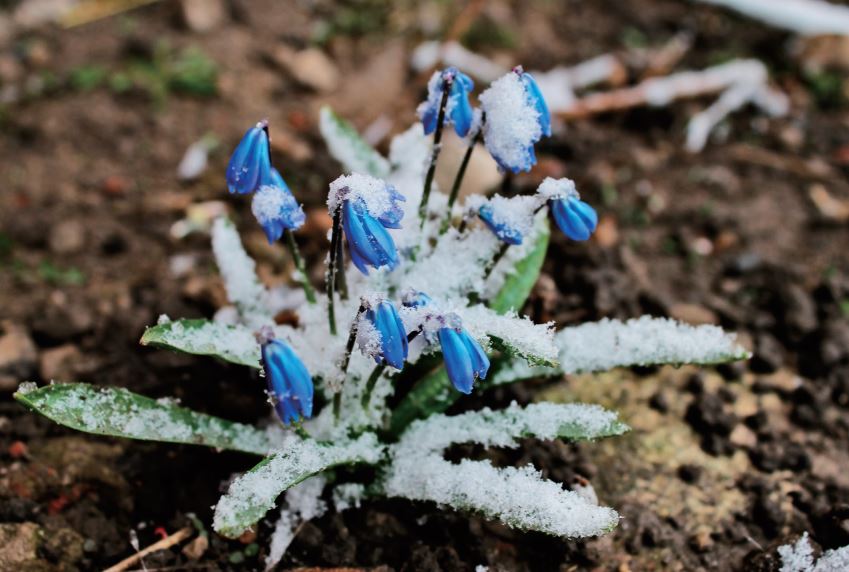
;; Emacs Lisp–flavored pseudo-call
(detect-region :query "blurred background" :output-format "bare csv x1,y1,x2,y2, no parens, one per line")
1,0,849,570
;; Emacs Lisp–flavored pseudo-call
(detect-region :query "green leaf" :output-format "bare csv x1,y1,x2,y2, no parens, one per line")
388,366,453,436
488,334,557,367
14,383,272,455
488,218,550,315
140,319,260,368
319,106,390,178
213,433,384,538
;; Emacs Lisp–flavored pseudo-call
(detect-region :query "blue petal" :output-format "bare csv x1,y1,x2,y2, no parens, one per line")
346,241,370,275
478,204,524,245
262,339,313,424
450,89,474,137
376,186,406,230
262,167,292,194
459,329,489,380
551,198,597,241
520,72,551,137
374,301,407,369
261,218,284,244
342,200,400,274
439,327,475,394
421,104,439,135
226,125,271,195
402,290,432,308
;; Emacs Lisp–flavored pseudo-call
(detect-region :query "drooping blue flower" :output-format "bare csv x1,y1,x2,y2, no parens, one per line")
251,168,306,244
539,177,598,241
401,289,432,309
438,325,490,394
362,300,408,370
479,66,551,173
418,67,475,138
259,335,313,425
341,199,400,275
375,185,406,230
226,120,272,195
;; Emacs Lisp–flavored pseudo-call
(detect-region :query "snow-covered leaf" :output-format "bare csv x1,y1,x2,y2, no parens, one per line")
555,316,750,373
488,218,550,314
212,217,272,328
140,319,260,368
319,106,390,178
461,305,558,367
14,383,272,455
213,433,384,538
384,402,627,537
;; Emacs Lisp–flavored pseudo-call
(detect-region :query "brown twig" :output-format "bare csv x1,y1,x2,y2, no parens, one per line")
104,527,193,572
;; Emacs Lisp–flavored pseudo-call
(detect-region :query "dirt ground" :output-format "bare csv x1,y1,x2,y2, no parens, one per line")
1,0,849,570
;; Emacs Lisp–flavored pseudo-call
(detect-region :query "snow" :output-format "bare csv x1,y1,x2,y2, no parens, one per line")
333,483,366,511
479,71,542,171
779,533,849,572
693,0,849,36
458,304,557,366
211,218,272,329
475,194,542,240
144,319,261,368
384,402,626,537
537,177,579,201
319,106,390,177
355,314,383,360
251,185,304,228
327,173,398,220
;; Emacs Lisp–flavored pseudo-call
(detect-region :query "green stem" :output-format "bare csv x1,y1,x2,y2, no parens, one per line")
284,230,316,304
439,131,481,235
326,209,342,336
418,84,452,231
482,203,547,280
361,364,387,409
292,420,311,440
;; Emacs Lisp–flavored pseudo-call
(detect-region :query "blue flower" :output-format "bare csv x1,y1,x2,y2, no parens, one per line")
438,326,490,394
550,195,598,241
478,203,524,245
226,121,272,195
516,69,551,138
402,289,432,309
341,199,400,275
252,168,306,244
260,337,313,425
363,300,408,370
418,67,475,138
375,185,406,230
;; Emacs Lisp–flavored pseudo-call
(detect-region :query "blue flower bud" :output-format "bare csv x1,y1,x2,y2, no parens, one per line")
251,168,306,244
342,199,400,275
478,204,524,245
438,326,490,394
418,67,475,138
363,300,408,370
551,195,598,241
226,121,272,195
401,289,432,308
260,337,313,425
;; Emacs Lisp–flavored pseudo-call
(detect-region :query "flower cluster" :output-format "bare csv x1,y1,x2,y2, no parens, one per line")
226,121,305,243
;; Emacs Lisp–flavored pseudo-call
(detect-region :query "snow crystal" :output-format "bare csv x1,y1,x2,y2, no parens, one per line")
537,176,579,201
333,483,366,511
251,185,303,226
384,402,625,537
213,433,383,537
327,173,397,220
356,315,383,360
474,194,542,243
16,381,37,394
147,320,260,368
264,476,328,570
211,218,272,328
479,71,541,172
779,533,849,572
556,316,750,373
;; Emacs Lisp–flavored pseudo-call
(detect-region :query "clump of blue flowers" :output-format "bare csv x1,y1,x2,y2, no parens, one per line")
16,59,750,566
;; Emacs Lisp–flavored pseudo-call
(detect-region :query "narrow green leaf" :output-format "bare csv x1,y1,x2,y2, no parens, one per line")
488,218,550,314
213,433,384,538
388,366,453,436
140,319,260,368
319,106,390,178
14,383,272,455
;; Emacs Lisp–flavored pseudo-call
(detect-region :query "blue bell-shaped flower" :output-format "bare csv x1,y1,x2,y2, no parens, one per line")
375,185,406,230
438,326,490,394
362,300,408,370
550,195,598,242
259,335,313,425
418,67,475,138
251,168,306,244
478,204,524,245
226,120,272,195
401,289,433,309
341,199,400,275
517,69,551,138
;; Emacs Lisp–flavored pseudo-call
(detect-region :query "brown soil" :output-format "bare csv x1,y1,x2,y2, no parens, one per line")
1,0,849,570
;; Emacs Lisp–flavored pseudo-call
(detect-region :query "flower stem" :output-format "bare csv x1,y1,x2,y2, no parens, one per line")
439,131,481,235
335,226,348,300
361,364,386,409
284,230,316,304
327,208,342,336
482,203,548,280
292,420,311,440
418,84,452,231
339,304,364,377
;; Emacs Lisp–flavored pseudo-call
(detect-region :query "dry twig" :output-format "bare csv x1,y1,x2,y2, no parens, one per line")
104,527,194,572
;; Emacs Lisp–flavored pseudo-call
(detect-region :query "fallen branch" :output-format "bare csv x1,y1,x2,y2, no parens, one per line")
692,0,849,36
104,527,194,572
